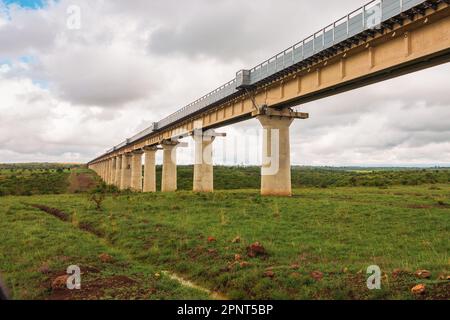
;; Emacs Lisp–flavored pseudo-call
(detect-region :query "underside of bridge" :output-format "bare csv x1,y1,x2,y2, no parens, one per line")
88,0,450,196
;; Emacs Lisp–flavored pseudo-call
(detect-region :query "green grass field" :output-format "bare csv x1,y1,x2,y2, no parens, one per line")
0,166,448,300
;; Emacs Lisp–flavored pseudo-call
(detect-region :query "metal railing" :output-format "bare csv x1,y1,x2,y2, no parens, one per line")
105,0,427,156
247,0,424,84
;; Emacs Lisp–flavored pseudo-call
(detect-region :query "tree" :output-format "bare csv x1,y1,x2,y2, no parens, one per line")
89,183,108,211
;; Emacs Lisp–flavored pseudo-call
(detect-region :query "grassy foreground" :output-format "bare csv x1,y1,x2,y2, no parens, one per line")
1,181,448,299
0,197,208,300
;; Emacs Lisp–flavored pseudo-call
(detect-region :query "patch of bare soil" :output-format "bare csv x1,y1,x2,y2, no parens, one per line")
31,204,70,222
47,273,138,300
67,171,97,193
407,203,450,209
79,221,105,237
30,203,106,238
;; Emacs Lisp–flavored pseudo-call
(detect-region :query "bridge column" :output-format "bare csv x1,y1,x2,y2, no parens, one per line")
130,150,144,192
104,161,108,182
258,116,293,196
192,131,225,193
143,146,158,193
254,106,309,197
120,153,132,190
105,159,109,184
114,156,121,187
101,162,105,181
104,160,108,183
108,158,114,185
193,136,214,193
161,141,178,192
111,158,116,185
118,155,125,189
106,160,109,182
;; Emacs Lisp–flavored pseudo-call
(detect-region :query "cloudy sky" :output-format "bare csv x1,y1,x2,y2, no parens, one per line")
0,0,449,166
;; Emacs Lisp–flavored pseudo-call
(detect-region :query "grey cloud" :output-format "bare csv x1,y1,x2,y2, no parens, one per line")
147,0,364,64
40,47,159,107
289,67,450,165
0,5,57,58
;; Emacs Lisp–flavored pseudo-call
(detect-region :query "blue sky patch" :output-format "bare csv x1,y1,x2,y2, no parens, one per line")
1,0,45,9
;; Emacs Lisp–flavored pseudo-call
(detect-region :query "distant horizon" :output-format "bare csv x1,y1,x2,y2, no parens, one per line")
1,162,449,169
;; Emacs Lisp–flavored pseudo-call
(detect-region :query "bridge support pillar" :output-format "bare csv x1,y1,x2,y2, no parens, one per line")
130,150,144,192
105,159,109,184
114,156,121,187
107,160,111,184
193,135,214,193
254,107,308,197
257,116,293,196
118,155,124,189
143,146,158,193
120,153,132,190
108,158,114,185
104,161,108,182
110,159,114,183
101,162,106,181
161,141,178,192
192,130,225,193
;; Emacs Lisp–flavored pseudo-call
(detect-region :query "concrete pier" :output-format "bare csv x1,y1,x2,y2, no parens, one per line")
143,146,158,193
253,107,308,197
193,134,214,193
161,141,178,192
257,115,294,197
130,150,144,191
120,153,132,190
110,157,116,185
114,156,122,187
108,159,112,184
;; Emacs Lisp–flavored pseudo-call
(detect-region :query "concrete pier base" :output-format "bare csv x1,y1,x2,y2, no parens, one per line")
110,157,116,185
105,159,110,184
120,153,132,190
101,162,105,182
106,161,109,182
257,115,294,197
161,141,178,192
143,146,158,193
130,150,144,192
193,135,214,193
102,162,106,181
107,160,110,183
114,156,122,187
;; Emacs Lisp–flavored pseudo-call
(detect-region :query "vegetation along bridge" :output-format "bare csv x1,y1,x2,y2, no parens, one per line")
88,0,450,196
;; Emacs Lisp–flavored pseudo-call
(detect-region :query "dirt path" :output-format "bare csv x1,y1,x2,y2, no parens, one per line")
67,170,97,193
